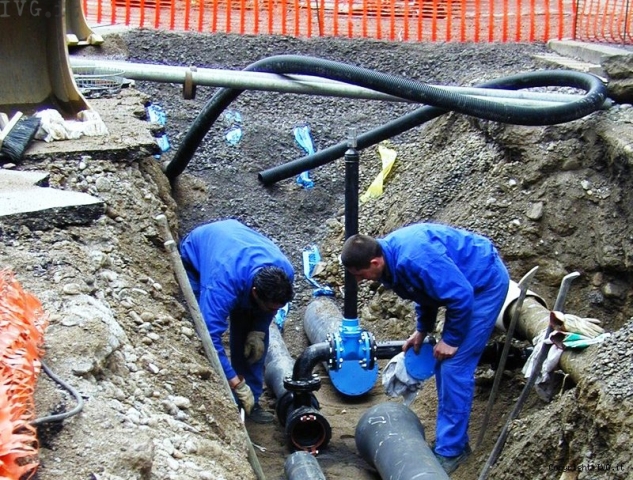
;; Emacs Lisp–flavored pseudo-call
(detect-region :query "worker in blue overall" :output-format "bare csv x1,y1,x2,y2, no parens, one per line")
341,222,510,474
180,219,294,424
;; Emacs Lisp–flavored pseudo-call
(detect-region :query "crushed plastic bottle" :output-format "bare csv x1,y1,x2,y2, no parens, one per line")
146,103,167,126
302,245,335,297
274,303,290,332
223,109,243,146
225,125,243,146
294,124,316,189
222,110,242,127
155,133,171,153
296,171,314,189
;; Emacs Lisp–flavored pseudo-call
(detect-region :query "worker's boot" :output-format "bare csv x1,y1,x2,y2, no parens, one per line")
247,404,274,424
434,443,472,474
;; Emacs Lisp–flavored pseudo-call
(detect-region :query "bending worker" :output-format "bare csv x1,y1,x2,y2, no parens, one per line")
180,219,294,424
341,222,509,474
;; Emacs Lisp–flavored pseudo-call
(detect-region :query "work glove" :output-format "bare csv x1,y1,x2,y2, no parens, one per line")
244,330,266,365
550,311,604,338
233,378,255,415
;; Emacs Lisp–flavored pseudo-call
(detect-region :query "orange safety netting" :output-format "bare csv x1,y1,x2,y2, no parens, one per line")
0,270,48,480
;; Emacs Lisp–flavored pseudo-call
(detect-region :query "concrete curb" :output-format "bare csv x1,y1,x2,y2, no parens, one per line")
548,39,633,65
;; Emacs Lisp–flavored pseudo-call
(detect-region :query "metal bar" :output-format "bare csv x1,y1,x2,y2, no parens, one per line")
475,266,539,449
68,57,611,107
154,214,267,480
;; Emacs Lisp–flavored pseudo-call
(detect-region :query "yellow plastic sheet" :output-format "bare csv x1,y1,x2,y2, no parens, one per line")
361,144,397,203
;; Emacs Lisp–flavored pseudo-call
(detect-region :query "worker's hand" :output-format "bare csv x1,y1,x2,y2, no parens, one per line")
433,339,458,360
403,330,426,354
233,378,255,415
550,311,604,338
244,331,266,364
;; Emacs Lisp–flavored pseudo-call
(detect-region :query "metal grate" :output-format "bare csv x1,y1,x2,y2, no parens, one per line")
72,65,126,98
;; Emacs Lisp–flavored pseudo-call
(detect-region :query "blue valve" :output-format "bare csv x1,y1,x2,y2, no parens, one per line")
327,317,379,396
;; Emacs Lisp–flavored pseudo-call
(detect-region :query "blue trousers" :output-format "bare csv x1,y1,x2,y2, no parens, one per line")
230,308,270,404
434,254,509,457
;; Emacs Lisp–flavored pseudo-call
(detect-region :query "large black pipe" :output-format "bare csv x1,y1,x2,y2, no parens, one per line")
284,451,327,480
165,54,607,181
355,402,450,480
265,325,332,453
304,296,345,345
344,131,360,320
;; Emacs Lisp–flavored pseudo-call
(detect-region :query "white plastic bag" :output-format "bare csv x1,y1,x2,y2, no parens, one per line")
382,352,423,406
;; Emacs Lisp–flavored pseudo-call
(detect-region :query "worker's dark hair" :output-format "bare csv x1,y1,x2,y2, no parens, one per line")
340,234,383,269
253,266,294,304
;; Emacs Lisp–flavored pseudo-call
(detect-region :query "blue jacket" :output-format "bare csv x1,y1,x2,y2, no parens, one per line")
179,220,294,380
378,223,503,347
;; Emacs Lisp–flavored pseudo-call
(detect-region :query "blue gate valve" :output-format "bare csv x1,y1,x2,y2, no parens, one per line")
326,317,379,396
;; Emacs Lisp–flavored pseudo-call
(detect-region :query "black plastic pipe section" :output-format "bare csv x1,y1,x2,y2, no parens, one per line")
163,54,607,181
265,325,332,453
304,296,346,346
344,131,359,320
284,451,327,480
375,340,406,359
258,66,607,185
259,105,443,185
355,402,450,480
291,342,332,382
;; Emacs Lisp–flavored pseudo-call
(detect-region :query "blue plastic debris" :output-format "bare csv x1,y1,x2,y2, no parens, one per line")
223,110,243,146
145,103,170,159
225,125,243,146
296,171,314,189
155,133,171,153
146,103,167,125
302,245,335,297
274,303,290,332
294,124,316,189
222,110,242,127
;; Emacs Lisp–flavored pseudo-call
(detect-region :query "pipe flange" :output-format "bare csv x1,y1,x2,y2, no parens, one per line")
286,405,332,453
326,333,338,370
284,374,321,393
183,66,197,100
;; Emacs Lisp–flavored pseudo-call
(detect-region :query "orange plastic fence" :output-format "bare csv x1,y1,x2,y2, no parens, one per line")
0,270,48,480
82,0,632,42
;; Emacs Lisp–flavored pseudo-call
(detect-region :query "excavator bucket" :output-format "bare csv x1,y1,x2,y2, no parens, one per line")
0,0,91,119
66,0,104,46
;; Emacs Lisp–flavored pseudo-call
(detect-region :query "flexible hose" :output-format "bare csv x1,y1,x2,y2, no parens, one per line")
32,361,84,426
164,54,607,181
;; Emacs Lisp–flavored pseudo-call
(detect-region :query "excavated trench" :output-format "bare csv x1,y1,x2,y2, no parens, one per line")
44,28,633,480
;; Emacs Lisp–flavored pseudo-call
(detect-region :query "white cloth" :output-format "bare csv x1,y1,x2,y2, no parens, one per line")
522,328,563,385
35,109,108,142
382,352,423,406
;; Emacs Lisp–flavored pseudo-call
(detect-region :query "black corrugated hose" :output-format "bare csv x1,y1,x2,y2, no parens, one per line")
163,54,607,183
